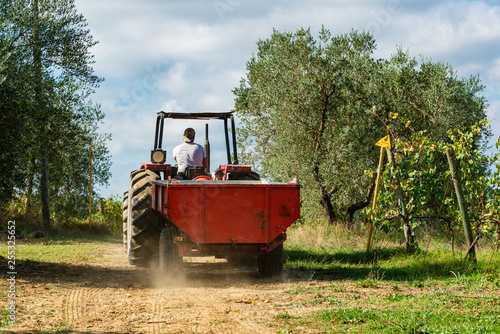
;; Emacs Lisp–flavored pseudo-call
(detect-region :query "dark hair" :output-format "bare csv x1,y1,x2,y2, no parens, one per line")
184,128,195,140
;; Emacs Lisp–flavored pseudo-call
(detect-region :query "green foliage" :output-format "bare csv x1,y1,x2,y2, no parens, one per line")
234,28,488,224
99,194,123,230
234,28,383,223
0,0,111,227
366,121,499,244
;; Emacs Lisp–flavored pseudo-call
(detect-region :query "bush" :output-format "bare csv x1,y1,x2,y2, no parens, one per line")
100,194,122,230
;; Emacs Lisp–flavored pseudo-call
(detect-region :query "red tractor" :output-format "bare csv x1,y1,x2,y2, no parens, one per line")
123,111,300,277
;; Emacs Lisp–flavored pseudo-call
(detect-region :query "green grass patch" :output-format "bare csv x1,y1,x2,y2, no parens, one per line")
274,304,500,333
284,222,500,286
0,309,13,328
0,233,119,265
274,221,500,333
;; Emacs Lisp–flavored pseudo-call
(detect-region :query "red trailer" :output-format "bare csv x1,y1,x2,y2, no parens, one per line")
123,112,300,277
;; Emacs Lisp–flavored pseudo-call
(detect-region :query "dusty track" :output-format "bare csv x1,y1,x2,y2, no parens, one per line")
3,241,315,333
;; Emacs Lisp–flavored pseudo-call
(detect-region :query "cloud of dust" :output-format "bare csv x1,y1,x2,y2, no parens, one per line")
150,257,190,289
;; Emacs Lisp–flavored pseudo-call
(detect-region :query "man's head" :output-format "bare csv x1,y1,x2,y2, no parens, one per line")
183,128,195,143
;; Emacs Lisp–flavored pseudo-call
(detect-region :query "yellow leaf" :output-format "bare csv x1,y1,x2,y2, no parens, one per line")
391,112,399,119
405,121,411,128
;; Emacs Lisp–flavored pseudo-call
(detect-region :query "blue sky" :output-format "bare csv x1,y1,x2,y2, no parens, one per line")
73,0,500,198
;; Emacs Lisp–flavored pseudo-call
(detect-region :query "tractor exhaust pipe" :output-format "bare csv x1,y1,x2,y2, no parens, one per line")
204,123,210,174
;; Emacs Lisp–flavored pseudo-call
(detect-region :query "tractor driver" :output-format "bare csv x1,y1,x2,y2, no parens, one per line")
173,128,207,179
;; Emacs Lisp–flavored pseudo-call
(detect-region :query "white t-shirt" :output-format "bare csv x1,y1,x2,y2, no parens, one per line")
172,142,206,173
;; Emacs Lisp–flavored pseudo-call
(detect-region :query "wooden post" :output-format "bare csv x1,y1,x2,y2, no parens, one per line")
89,150,93,231
446,148,476,261
99,197,104,215
386,148,414,252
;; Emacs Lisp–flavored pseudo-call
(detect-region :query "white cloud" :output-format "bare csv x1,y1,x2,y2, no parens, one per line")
162,99,183,111
387,1,500,57
488,58,500,83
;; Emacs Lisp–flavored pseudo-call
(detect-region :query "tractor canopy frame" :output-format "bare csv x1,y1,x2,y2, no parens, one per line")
153,111,239,165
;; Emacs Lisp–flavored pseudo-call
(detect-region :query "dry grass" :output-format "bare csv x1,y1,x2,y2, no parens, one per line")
286,220,400,251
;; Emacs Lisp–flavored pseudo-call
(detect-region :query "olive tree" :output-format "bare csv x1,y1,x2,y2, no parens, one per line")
0,0,110,228
234,28,488,226
234,28,382,224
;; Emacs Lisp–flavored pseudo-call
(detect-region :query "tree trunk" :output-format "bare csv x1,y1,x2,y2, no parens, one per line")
386,148,414,252
25,158,34,212
40,155,50,230
320,189,336,224
345,181,375,228
33,0,51,230
312,95,337,225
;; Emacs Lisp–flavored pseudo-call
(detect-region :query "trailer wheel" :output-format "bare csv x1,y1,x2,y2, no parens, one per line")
258,243,284,277
122,191,129,251
159,226,180,274
127,169,163,267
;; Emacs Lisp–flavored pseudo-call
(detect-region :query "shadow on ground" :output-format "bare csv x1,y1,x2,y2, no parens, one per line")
7,256,294,290
285,247,476,282
3,245,474,292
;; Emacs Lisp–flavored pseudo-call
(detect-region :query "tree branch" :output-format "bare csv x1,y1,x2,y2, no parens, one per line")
399,99,435,123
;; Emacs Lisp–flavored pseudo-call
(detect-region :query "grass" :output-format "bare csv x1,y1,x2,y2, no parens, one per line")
0,232,118,266
0,309,12,328
285,221,500,284
277,221,500,333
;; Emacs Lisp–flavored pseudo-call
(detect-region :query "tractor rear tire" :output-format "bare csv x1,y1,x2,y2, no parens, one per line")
159,226,180,274
122,191,129,251
258,243,284,277
127,169,163,267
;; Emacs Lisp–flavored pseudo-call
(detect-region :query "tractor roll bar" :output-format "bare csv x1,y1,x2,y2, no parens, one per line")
153,111,238,165
158,111,235,120
223,118,231,164
231,115,238,164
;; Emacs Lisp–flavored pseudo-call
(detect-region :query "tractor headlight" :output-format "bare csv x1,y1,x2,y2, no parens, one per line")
151,149,166,164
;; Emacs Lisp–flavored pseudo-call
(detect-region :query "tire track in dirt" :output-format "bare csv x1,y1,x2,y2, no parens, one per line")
63,287,84,325
174,285,273,334
145,288,165,334
62,287,110,329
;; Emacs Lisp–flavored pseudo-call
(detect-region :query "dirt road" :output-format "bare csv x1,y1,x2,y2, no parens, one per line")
3,240,318,333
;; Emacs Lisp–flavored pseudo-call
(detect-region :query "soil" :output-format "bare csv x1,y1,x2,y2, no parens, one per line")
2,240,416,334
2,240,306,333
